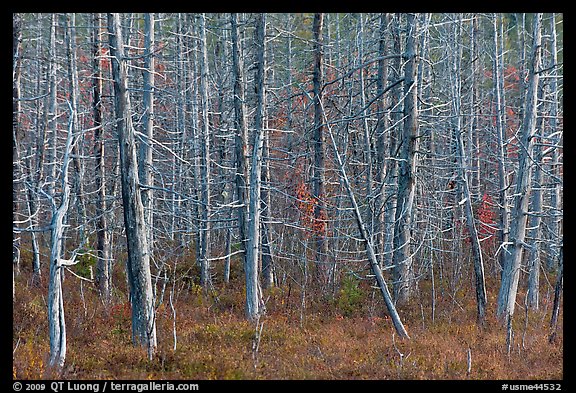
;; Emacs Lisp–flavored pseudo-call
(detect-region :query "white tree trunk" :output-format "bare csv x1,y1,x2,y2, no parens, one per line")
322,100,410,339
198,13,212,288
139,13,155,249
497,13,542,319
245,13,266,322
48,103,77,369
108,12,157,358
392,13,418,305
492,14,510,277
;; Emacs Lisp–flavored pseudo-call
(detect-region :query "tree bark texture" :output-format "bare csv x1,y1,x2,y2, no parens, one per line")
108,12,157,358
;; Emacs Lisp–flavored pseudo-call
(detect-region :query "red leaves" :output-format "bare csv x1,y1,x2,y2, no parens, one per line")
477,193,497,238
294,177,327,238
110,302,131,324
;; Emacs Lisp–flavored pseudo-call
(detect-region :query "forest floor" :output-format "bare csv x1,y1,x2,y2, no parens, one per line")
13,257,563,380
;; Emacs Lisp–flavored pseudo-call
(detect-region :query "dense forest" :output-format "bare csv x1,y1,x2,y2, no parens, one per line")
13,13,562,380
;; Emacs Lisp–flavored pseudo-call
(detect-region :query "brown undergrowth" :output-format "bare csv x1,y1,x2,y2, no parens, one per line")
13,258,562,380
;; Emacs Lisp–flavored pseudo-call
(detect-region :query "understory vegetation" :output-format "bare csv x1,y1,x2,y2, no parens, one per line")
13,251,562,380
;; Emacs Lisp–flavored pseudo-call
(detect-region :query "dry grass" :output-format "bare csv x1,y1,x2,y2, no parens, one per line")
13,260,562,380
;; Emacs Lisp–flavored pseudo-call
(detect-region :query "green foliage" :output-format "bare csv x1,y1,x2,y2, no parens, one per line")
74,249,97,279
336,273,364,317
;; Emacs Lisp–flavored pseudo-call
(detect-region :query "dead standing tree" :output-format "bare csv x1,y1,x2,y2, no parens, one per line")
244,13,267,322
312,13,330,286
108,12,157,359
392,13,419,305
497,13,543,321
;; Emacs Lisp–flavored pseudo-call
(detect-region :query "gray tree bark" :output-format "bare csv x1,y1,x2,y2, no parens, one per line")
527,86,545,310
545,14,562,271
322,99,410,339
261,130,274,289
392,13,418,305
384,13,402,268
374,13,390,268
139,13,155,249
13,13,23,285
65,13,87,245
449,15,487,323
312,13,329,285
245,13,267,321
497,13,542,320
231,13,250,288
550,246,563,335
492,14,510,277
108,12,157,358
93,13,111,303
48,106,77,369
198,13,212,288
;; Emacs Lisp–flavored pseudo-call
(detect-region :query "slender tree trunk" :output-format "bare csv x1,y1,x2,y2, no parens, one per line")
469,15,481,200
546,14,561,271
322,98,410,339
392,13,418,305
139,13,155,249
358,15,374,240
108,12,157,358
230,13,250,290
28,13,46,284
93,13,111,303
261,129,274,289
198,13,212,288
312,13,329,285
65,14,87,246
47,13,58,199
497,13,542,320
449,15,487,323
384,13,402,268
374,13,389,268
48,108,77,369
245,13,266,321
13,13,23,283
231,13,250,258
527,86,545,310
550,246,563,334
493,14,510,278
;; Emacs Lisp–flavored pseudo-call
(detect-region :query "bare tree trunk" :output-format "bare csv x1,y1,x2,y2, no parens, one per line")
374,13,389,268
449,15,487,323
231,13,250,289
108,12,157,358
492,14,510,277
497,13,542,320
66,13,87,246
469,15,481,201
392,13,418,305
48,108,77,370
13,13,23,284
47,13,58,198
261,129,274,289
322,99,410,339
546,14,561,271
139,13,155,249
198,13,212,288
527,86,545,310
231,12,249,256
245,13,266,321
549,246,563,336
312,13,329,285
93,13,111,303
358,14,374,241
28,13,46,284
384,13,402,269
